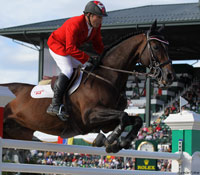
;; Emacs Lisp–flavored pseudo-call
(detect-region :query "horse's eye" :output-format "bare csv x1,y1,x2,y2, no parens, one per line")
153,45,159,50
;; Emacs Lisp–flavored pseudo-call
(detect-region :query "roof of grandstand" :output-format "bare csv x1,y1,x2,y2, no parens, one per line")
0,3,200,60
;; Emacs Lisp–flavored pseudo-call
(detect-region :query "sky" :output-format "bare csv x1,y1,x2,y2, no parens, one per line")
0,0,198,85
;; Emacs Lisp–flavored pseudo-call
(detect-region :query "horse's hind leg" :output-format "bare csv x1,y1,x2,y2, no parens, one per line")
3,103,36,141
3,118,35,140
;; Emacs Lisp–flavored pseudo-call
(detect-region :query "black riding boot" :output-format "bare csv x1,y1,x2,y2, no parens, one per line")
46,73,70,121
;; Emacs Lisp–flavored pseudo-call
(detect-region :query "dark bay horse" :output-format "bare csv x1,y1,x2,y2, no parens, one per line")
1,21,175,153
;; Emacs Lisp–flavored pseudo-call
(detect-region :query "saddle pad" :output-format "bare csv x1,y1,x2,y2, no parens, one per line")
31,70,84,98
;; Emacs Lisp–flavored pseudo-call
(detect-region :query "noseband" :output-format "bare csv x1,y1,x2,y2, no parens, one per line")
140,30,172,81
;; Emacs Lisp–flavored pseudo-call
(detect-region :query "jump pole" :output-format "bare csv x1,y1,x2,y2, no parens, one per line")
0,107,3,138
0,86,16,138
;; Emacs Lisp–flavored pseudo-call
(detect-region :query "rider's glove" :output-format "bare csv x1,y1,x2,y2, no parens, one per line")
88,56,101,67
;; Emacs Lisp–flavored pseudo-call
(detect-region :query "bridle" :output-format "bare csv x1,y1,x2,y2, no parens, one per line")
139,30,172,82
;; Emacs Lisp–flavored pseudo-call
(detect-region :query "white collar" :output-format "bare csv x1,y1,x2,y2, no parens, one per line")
86,22,93,37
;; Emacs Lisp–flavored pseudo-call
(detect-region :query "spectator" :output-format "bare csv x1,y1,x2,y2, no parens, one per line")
145,133,153,140
148,126,153,134
155,124,161,132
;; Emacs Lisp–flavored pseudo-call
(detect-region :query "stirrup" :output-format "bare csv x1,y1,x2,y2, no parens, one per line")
57,104,69,122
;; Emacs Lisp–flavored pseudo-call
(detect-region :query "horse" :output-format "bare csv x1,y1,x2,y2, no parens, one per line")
1,20,175,153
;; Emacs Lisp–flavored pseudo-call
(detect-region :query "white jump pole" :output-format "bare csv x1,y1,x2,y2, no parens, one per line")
1,162,177,175
1,138,181,160
0,138,181,175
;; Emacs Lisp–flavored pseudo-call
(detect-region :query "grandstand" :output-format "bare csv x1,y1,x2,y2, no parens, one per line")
125,64,199,119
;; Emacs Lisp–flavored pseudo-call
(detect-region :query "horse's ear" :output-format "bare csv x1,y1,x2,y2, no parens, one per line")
150,19,157,31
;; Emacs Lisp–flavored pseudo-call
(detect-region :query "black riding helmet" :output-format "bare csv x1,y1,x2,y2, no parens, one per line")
84,1,108,17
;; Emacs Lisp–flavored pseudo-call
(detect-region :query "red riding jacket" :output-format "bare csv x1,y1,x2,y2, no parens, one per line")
47,14,104,64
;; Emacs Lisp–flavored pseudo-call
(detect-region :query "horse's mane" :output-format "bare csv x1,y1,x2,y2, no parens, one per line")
100,30,145,60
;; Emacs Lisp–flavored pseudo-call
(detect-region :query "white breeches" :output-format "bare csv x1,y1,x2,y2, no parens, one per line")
49,48,82,79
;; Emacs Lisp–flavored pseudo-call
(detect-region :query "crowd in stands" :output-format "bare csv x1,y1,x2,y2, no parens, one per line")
3,148,172,172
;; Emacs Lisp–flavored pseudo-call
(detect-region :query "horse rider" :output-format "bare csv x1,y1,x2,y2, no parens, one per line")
46,1,108,120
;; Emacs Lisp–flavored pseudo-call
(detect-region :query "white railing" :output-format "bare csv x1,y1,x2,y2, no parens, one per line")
0,138,181,175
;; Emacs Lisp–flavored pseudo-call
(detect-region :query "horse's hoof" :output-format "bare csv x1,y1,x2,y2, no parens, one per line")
120,138,131,149
111,142,121,153
92,133,106,147
105,145,112,153
105,140,120,153
120,137,129,148
120,141,130,149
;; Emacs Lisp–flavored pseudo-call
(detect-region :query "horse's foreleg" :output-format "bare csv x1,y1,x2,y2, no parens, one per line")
120,116,143,149
87,108,130,142
88,108,132,153
92,113,143,153
105,115,142,153
106,112,130,145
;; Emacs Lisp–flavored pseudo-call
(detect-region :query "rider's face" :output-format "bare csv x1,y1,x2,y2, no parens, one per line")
90,14,103,28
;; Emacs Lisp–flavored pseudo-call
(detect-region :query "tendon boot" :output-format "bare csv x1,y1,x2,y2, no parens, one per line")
46,73,70,121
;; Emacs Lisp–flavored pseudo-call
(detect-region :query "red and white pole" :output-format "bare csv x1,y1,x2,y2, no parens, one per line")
0,107,3,138
0,86,16,138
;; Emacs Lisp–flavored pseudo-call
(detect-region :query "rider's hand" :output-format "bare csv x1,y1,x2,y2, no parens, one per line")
88,56,101,67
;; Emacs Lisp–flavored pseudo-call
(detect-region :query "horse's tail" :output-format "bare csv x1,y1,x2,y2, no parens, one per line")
0,83,33,96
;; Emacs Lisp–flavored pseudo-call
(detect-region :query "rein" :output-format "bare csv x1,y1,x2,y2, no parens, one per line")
81,65,149,87
81,67,120,95
99,65,150,77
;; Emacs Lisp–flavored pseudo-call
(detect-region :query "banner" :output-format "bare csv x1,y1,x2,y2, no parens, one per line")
67,137,74,145
57,137,73,145
180,96,188,108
